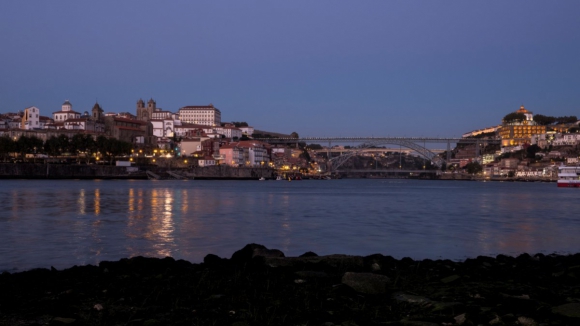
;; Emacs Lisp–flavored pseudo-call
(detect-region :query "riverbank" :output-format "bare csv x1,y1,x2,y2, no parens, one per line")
1,244,579,325
0,163,275,180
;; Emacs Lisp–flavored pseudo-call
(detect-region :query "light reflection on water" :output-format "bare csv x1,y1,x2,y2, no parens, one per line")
1,179,580,272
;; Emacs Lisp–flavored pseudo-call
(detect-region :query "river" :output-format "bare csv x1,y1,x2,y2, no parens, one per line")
1,179,578,272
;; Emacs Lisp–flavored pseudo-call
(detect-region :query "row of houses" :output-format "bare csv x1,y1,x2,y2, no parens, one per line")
1,99,308,168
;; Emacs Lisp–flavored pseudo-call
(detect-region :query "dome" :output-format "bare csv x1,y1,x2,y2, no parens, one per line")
63,100,72,106
517,105,529,113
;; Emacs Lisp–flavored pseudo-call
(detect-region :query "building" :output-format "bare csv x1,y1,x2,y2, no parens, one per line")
220,143,247,166
136,98,157,121
21,106,40,130
60,103,106,133
235,140,271,166
178,104,221,127
499,105,546,147
53,100,81,122
462,125,501,138
215,125,243,139
103,116,149,145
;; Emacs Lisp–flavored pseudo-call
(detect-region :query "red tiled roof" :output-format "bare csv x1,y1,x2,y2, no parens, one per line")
112,117,147,124
52,110,81,114
180,105,215,109
117,126,143,131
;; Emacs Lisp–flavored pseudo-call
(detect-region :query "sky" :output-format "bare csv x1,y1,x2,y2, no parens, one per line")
1,1,579,137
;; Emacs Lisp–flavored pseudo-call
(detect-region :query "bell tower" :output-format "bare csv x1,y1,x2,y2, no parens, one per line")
136,98,148,121
92,102,104,121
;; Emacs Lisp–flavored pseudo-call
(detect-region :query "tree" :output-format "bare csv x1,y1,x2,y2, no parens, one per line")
503,112,526,123
533,114,556,126
526,144,541,159
306,143,323,150
15,136,43,159
299,150,311,162
231,121,249,127
465,162,482,175
555,116,578,124
0,136,15,162
44,135,71,157
71,134,96,158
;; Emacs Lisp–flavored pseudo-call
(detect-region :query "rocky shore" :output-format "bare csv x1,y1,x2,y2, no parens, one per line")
2,244,580,325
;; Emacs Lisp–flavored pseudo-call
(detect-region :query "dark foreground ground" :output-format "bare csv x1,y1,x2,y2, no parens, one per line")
2,244,580,326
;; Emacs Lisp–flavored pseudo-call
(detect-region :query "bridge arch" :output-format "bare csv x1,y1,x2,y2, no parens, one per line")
328,139,445,172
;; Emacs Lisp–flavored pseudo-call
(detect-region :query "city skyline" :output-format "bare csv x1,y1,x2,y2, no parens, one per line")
1,1,579,137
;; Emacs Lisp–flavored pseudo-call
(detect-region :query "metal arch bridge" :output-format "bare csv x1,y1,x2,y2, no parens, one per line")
256,137,500,171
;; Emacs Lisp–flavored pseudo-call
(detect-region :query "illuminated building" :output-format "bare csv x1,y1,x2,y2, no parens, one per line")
499,105,546,147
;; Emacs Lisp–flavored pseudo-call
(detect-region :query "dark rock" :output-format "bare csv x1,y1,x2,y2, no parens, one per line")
299,251,318,257
253,247,285,259
552,303,580,318
230,243,268,264
3,247,580,325
264,254,364,270
440,274,460,283
294,271,328,278
203,253,224,265
341,272,390,294
393,292,431,304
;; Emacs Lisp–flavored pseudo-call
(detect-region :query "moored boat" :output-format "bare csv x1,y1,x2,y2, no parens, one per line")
557,165,580,187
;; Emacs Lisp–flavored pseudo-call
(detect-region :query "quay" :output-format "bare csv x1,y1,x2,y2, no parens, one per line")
0,163,275,180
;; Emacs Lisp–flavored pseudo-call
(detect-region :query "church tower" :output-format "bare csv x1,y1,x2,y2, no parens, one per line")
92,102,104,121
147,98,156,116
136,98,147,121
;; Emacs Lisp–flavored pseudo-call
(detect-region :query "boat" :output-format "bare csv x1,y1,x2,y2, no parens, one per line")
259,177,266,181
557,165,580,187
276,176,283,181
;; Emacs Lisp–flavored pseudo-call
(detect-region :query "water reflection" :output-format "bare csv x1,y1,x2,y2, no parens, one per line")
78,189,86,215
2,180,580,272
94,189,100,215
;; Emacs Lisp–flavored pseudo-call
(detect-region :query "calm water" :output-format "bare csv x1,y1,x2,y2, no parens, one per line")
1,179,579,272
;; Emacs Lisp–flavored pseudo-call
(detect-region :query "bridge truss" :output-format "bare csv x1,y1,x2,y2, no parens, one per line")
328,139,446,171
257,137,501,172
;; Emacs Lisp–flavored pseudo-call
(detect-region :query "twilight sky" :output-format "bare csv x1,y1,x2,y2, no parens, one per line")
1,1,579,137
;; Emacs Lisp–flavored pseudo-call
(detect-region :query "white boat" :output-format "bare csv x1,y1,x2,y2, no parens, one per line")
259,177,266,181
276,176,283,181
557,165,580,188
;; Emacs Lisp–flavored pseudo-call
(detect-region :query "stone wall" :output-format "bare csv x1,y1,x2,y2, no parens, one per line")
186,165,275,179
0,163,145,179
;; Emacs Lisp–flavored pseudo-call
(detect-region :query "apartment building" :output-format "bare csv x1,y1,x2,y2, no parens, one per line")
178,104,221,127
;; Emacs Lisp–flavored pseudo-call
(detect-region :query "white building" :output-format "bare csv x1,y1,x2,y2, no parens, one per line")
150,119,175,138
53,100,81,122
239,126,254,136
215,126,242,139
178,104,221,127
552,133,580,146
198,157,216,167
21,106,40,130
236,140,270,166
